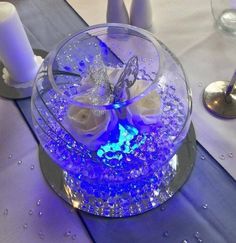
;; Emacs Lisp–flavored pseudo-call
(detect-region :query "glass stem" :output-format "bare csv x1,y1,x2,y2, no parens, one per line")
225,70,236,96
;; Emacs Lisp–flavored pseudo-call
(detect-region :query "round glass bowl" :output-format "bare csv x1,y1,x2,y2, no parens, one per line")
31,24,192,217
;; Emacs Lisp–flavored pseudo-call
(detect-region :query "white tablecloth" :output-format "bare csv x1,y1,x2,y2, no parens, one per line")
67,0,236,179
0,100,92,243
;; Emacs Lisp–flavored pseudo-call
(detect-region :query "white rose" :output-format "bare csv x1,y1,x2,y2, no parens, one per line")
66,95,118,150
126,79,161,127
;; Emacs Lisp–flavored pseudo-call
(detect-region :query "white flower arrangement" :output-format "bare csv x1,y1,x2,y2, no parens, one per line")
66,95,118,150
66,66,161,150
127,79,161,128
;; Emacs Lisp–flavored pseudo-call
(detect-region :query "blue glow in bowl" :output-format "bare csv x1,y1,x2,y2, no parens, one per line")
31,24,192,217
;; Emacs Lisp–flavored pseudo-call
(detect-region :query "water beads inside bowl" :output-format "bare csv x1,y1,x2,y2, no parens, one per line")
33,73,185,191
31,24,191,217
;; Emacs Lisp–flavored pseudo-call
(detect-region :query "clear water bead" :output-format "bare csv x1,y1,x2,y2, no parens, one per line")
28,210,33,216
162,231,169,238
8,154,12,159
17,160,22,165
64,230,71,237
200,155,205,160
30,165,35,170
228,152,233,158
38,231,45,239
198,82,203,87
219,154,225,160
38,211,43,217
197,239,203,243
160,205,166,211
182,240,188,243
3,208,8,216
202,203,208,209
72,234,77,240
194,231,201,239
37,199,41,206
23,223,28,230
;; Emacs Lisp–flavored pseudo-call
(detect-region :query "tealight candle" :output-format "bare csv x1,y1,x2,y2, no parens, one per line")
0,2,38,85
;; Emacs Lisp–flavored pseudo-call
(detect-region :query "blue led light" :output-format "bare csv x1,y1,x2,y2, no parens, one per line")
79,60,85,67
63,66,71,71
97,123,144,161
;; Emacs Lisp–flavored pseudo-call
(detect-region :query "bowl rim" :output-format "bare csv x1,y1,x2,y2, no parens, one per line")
46,23,192,142
47,23,170,109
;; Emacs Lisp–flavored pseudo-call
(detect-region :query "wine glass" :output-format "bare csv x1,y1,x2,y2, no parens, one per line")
211,0,236,35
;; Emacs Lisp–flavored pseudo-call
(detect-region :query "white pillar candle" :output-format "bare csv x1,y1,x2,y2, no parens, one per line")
0,2,38,84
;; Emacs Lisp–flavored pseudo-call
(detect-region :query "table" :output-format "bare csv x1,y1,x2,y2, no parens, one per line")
0,1,236,243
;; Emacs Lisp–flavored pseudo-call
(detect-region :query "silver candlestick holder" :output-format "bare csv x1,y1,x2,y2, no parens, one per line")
203,70,236,119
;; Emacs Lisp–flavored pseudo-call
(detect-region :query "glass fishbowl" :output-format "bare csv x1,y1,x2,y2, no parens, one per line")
31,23,192,217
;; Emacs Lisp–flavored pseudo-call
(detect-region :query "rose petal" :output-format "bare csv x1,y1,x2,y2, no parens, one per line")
65,94,118,150
126,79,161,127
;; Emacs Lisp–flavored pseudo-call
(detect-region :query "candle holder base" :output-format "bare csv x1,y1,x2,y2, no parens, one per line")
0,49,47,99
38,123,196,217
203,80,236,119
